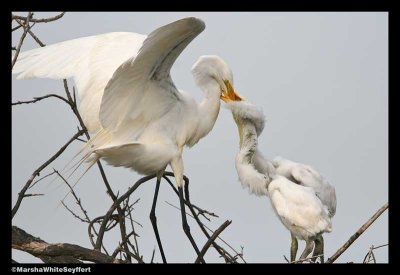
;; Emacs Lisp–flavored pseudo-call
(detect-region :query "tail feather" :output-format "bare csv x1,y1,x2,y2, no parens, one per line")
56,154,99,208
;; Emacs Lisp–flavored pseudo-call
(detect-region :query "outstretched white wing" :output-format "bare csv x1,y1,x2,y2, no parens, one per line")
99,17,205,131
12,32,146,132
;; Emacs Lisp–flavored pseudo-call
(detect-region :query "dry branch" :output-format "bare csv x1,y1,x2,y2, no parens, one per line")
12,94,70,106
163,172,241,263
12,129,85,218
14,18,45,47
326,202,388,263
55,169,90,222
12,226,120,263
11,12,32,68
95,175,156,250
12,12,65,23
195,220,232,263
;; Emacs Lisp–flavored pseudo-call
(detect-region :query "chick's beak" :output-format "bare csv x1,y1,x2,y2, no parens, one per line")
220,80,244,103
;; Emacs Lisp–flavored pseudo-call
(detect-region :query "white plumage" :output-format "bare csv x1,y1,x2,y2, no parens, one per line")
225,100,336,263
13,17,242,187
13,17,243,263
14,32,146,132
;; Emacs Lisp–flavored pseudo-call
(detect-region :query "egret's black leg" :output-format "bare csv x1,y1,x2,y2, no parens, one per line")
178,186,205,263
299,239,314,262
312,235,324,263
150,173,167,263
290,233,298,263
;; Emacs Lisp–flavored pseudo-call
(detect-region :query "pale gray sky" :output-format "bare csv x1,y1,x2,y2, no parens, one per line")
12,12,388,263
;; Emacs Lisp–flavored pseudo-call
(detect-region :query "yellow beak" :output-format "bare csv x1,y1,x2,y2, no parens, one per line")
220,80,244,103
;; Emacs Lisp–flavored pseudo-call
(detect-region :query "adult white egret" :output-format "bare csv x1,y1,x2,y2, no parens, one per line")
221,96,336,263
13,17,242,263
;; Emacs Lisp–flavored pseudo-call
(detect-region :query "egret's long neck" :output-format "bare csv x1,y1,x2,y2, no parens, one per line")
234,118,271,196
235,118,258,162
194,81,221,141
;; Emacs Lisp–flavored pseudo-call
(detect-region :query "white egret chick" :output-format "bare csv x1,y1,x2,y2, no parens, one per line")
221,94,336,263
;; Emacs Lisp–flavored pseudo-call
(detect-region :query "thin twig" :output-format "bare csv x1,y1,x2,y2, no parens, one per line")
363,245,377,264
283,255,290,263
372,243,388,250
326,202,388,263
14,18,45,47
363,244,388,264
95,175,156,250
12,24,22,32
12,129,84,218
150,248,155,263
126,198,142,256
12,94,70,106
12,12,32,68
54,169,90,223
88,216,105,248
23,193,44,198
195,220,232,263
165,201,242,263
162,173,218,221
12,12,65,23
111,231,143,263
61,202,87,223
163,172,241,263
29,170,57,189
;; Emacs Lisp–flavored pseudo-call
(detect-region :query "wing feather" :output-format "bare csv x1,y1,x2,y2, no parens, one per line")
12,32,146,132
99,17,205,131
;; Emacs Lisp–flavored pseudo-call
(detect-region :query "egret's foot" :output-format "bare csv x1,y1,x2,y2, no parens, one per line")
299,239,314,263
312,235,324,263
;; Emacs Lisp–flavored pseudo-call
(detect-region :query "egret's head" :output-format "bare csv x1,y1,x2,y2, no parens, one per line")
191,55,244,102
226,101,266,137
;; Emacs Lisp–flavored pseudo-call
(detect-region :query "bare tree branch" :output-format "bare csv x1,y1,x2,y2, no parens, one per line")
12,226,120,263
14,18,45,47
165,201,240,263
29,170,57,189
61,201,88,223
163,172,241,263
95,175,156,250
12,12,32,68
55,169,90,222
12,12,65,23
363,243,388,264
12,94,70,106
373,243,388,250
111,231,144,263
12,24,22,32
195,220,232,263
12,129,85,218
150,248,156,263
326,202,388,263
23,193,44,198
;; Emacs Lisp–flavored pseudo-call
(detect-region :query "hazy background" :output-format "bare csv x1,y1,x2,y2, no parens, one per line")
12,12,388,263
